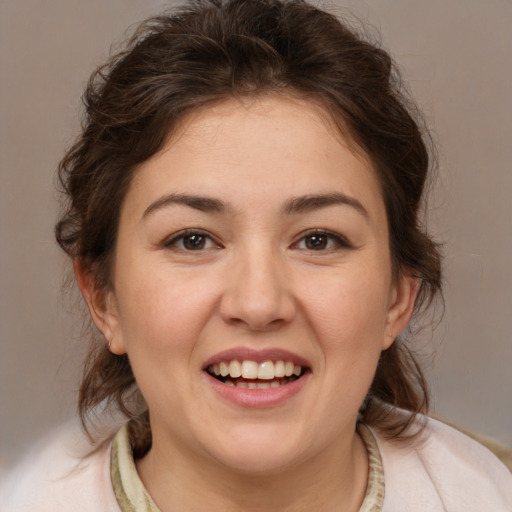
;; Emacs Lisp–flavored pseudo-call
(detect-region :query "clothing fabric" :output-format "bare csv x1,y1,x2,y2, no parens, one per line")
1,415,511,511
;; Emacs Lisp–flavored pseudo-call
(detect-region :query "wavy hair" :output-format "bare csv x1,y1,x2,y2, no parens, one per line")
55,0,442,444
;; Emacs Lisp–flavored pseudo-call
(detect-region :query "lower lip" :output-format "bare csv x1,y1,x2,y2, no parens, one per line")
204,372,309,408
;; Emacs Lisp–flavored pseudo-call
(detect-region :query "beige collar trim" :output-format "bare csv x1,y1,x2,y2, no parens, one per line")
357,423,385,511
111,422,160,512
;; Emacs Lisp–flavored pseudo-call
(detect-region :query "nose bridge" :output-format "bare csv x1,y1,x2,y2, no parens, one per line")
220,236,295,330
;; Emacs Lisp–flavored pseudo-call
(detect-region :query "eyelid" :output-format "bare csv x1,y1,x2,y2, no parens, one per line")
161,228,351,251
292,228,353,250
163,228,222,249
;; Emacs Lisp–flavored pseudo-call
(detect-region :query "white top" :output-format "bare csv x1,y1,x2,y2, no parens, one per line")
1,415,511,511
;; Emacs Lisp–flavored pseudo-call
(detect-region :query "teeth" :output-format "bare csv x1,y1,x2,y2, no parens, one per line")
224,377,297,388
220,362,229,377
274,360,285,378
209,359,304,380
257,361,274,380
241,361,258,379
229,360,242,378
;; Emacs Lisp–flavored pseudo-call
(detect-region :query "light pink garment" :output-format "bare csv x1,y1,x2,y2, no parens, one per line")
374,417,512,511
1,416,510,511
0,420,120,512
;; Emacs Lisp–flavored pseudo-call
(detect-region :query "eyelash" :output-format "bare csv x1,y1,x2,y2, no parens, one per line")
293,229,353,252
163,228,352,252
163,229,221,251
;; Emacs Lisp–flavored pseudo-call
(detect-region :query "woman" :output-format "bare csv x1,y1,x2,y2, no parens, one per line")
2,0,511,510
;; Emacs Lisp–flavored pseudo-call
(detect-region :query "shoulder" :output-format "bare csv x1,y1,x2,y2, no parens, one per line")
371,414,512,512
0,420,121,512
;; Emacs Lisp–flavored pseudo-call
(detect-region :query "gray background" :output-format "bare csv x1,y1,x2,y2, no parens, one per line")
1,0,511,469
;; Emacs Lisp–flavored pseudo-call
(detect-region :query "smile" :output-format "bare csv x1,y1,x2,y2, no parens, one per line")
207,360,305,389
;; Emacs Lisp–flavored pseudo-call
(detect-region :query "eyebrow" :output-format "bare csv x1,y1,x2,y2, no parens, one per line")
283,193,368,217
142,192,368,219
143,193,227,218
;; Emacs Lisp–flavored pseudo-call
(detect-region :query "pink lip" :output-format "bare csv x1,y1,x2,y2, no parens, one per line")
202,347,311,369
204,371,310,408
202,348,311,408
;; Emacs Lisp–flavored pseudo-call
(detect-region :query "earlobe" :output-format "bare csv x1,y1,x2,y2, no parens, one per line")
382,273,420,350
73,260,126,355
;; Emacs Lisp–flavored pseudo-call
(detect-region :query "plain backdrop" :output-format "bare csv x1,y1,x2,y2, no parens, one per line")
1,0,511,469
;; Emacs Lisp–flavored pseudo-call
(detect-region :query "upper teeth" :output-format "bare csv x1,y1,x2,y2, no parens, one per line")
209,360,302,380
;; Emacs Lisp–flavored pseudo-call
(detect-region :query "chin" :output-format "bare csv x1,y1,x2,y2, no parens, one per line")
202,425,309,475
215,450,302,476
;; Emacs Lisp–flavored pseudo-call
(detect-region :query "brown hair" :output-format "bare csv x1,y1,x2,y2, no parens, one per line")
55,0,441,441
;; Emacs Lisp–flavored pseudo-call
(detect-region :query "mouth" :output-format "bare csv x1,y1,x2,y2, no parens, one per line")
206,359,308,389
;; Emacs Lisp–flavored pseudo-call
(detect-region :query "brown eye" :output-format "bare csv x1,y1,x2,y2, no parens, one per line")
183,234,207,250
164,230,219,251
294,230,352,252
304,234,329,250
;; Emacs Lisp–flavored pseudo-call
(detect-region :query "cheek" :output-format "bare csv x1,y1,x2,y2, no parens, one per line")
114,267,219,364
304,268,391,344
113,272,220,416
300,263,392,402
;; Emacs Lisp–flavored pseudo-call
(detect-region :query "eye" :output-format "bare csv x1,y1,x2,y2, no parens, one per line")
164,229,220,251
294,230,352,251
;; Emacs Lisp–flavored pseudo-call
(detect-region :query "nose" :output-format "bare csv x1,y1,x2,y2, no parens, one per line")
219,244,296,331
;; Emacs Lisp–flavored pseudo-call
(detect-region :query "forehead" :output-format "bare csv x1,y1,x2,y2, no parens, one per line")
171,94,366,167
125,95,385,221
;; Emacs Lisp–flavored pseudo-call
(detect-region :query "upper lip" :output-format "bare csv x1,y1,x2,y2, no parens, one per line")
202,347,311,370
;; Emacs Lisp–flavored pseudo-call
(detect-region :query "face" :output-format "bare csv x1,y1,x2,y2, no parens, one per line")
82,96,417,475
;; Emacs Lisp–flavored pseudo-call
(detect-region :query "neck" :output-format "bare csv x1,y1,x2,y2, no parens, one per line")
136,428,368,512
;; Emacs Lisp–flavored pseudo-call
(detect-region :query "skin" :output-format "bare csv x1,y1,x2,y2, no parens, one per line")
77,95,418,511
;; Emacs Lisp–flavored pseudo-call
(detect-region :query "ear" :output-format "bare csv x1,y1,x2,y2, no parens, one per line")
73,260,126,355
382,273,420,350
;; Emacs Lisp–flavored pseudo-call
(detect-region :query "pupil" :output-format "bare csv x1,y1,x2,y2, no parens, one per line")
306,235,327,250
184,234,205,250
